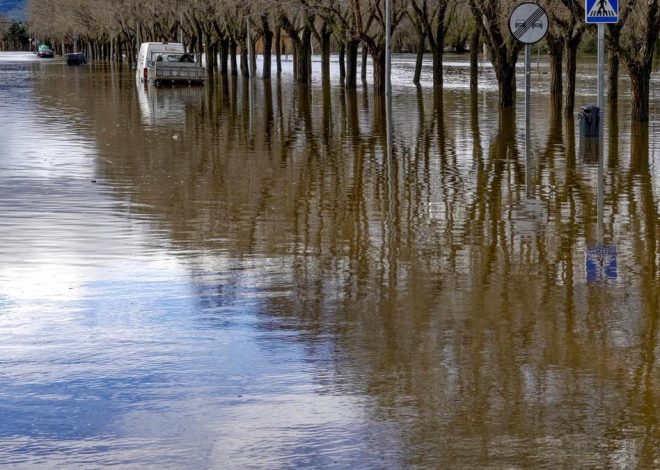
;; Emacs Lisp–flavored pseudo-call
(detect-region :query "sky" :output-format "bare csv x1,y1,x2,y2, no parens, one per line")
0,0,26,20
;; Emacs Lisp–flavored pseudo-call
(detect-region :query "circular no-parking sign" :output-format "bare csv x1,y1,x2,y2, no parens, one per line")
509,3,549,45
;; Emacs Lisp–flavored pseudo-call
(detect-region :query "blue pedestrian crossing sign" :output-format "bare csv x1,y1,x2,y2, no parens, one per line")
586,0,619,23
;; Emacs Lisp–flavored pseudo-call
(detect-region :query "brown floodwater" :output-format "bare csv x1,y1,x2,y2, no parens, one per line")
0,51,659,468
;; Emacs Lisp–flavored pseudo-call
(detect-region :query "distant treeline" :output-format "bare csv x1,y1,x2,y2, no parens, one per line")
0,19,30,50
25,0,660,121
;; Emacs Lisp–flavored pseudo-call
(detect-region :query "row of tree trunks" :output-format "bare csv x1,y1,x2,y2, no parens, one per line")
64,14,651,125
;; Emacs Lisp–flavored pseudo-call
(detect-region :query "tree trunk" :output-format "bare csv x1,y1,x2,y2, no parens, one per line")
371,46,386,94
307,40,312,82
565,41,578,114
220,38,229,75
547,33,563,109
207,42,217,77
630,67,651,122
339,43,346,81
432,41,444,89
413,32,425,86
608,49,619,104
346,37,359,89
230,39,238,76
295,26,312,84
495,64,516,108
262,16,273,80
239,39,249,77
320,30,331,84
607,25,621,105
470,27,479,90
127,41,134,65
283,28,312,84
361,44,368,82
275,26,282,74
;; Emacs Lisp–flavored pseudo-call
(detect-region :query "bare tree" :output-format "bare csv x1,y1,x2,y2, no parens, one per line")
409,0,452,89
279,1,315,84
469,0,522,108
614,0,660,121
350,0,408,93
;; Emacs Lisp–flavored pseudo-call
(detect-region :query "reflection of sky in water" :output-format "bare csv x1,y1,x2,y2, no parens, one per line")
0,54,399,468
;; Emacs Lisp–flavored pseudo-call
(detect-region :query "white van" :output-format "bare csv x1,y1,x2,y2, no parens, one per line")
136,42,205,86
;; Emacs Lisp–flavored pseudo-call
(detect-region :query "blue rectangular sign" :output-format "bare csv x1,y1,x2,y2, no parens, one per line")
586,0,619,23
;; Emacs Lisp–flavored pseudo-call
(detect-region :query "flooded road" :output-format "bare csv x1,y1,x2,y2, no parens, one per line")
1,51,659,468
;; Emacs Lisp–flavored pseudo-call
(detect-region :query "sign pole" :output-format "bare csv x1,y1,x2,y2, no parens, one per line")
525,44,532,134
385,0,392,95
525,43,532,198
508,3,548,196
597,23,605,139
247,20,253,78
597,23,605,243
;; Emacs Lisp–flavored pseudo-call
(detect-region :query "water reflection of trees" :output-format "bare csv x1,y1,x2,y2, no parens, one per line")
35,73,660,467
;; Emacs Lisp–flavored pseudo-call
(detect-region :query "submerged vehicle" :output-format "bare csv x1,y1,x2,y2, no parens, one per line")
37,44,54,58
65,52,87,66
136,42,205,86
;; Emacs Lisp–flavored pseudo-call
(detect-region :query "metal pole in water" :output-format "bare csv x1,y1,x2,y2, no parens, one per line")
385,0,392,95
247,20,255,78
597,23,605,140
597,142,604,244
385,88,395,230
525,43,532,198
525,44,532,135
597,23,605,243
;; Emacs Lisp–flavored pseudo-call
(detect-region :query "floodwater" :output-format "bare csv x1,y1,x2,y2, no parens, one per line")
0,51,659,468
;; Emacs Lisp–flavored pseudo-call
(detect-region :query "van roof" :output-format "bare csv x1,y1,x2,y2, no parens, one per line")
141,42,183,46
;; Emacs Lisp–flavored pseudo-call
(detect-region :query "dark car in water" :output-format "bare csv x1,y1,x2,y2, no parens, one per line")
37,45,55,58
66,52,87,66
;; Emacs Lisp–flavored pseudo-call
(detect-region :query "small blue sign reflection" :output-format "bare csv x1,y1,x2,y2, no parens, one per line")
586,245,617,283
